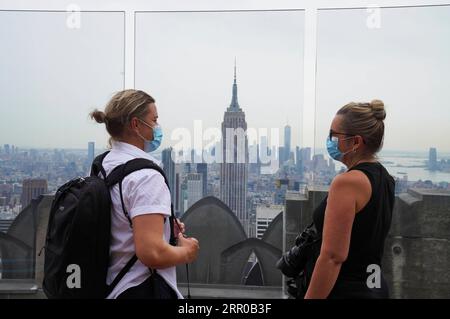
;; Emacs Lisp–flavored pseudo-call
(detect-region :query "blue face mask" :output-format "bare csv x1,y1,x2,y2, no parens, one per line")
146,124,162,152
137,119,163,153
327,136,342,161
326,136,353,161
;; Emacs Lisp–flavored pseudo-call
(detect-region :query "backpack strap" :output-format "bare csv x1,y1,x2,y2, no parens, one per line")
105,158,177,246
90,151,110,179
92,156,178,297
105,255,138,297
91,154,176,243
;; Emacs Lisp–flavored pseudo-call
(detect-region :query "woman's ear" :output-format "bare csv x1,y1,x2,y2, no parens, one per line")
354,135,364,150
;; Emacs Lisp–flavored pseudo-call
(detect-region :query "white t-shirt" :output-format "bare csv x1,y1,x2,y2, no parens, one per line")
102,141,183,299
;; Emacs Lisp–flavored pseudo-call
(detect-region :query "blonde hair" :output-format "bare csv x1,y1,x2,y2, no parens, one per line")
337,99,386,156
90,89,155,146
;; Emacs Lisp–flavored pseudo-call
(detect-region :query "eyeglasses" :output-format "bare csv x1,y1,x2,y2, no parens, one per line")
329,130,365,144
329,129,354,141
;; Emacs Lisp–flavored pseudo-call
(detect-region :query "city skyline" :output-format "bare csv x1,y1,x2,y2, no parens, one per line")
2,135,449,219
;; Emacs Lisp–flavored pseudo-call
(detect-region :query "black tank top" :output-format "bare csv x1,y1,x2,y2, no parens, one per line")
313,161,395,282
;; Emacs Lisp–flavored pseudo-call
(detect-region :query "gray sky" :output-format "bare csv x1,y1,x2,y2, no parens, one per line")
135,11,304,152
315,6,450,153
1,6,449,153
0,11,124,150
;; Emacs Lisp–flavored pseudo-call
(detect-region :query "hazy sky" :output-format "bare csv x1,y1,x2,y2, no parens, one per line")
315,6,450,153
135,11,304,152
0,11,124,150
1,5,449,153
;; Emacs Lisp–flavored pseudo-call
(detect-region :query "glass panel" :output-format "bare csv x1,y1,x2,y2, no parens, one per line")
0,11,125,281
136,10,304,297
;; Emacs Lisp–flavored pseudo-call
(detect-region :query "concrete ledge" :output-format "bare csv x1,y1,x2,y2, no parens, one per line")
0,279,43,299
177,283,284,299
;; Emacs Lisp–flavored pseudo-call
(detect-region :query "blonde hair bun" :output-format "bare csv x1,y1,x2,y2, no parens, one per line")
90,109,107,124
370,99,386,121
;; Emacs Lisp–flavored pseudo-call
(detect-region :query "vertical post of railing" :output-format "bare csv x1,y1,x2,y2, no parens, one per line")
124,9,136,89
302,5,317,155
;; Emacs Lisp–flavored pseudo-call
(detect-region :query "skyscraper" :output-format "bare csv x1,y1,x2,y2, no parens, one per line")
299,147,312,171
260,136,269,159
21,179,48,208
187,173,203,209
278,146,285,168
162,147,176,200
175,170,182,215
429,147,438,171
4,144,10,155
284,124,291,164
196,163,208,197
220,63,249,230
274,178,290,205
255,204,284,239
295,146,302,173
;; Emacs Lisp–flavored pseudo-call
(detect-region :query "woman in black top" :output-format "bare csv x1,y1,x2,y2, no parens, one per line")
304,100,395,299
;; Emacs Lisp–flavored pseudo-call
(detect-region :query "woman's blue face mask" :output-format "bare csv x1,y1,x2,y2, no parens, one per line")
326,130,355,161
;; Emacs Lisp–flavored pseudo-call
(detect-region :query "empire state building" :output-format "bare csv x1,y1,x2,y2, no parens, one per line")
220,64,249,232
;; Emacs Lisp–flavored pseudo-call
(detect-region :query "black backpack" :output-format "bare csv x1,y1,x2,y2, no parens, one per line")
42,151,176,299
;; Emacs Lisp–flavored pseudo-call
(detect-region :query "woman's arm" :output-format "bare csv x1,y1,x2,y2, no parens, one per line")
304,171,370,299
133,213,199,269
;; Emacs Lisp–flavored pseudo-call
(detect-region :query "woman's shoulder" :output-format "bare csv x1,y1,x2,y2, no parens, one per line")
330,169,372,195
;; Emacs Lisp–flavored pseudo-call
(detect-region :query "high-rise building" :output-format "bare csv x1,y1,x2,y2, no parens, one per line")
87,142,95,169
284,124,291,164
185,162,192,174
260,136,269,160
196,163,208,197
429,147,438,171
301,147,311,162
278,146,285,168
297,147,312,171
329,158,336,173
175,172,181,213
295,146,302,173
20,179,48,208
274,178,290,205
312,154,328,172
255,204,284,239
187,173,203,209
181,187,188,215
162,147,176,200
4,144,10,155
220,63,249,229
